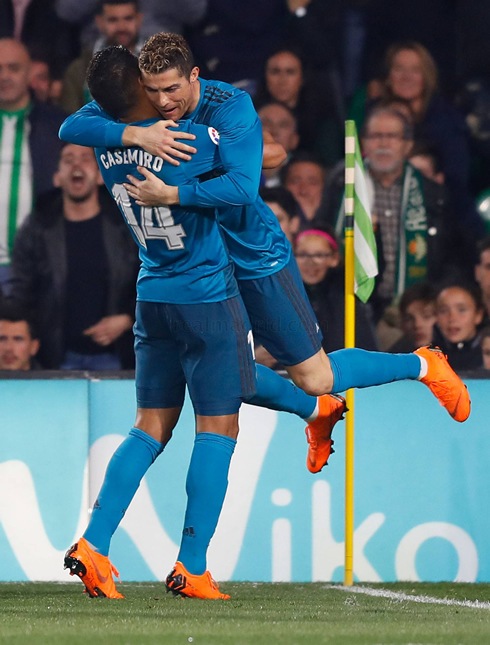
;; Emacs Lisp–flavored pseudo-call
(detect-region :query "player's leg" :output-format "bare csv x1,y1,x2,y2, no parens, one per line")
65,302,187,598
165,296,255,600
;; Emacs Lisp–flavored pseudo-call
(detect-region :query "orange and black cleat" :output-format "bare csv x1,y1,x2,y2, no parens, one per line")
166,561,230,599
64,537,124,599
414,346,471,422
306,393,347,473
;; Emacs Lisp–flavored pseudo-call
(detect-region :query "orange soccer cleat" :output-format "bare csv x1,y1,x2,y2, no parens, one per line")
166,562,230,600
306,393,347,473
64,537,124,599
414,345,471,422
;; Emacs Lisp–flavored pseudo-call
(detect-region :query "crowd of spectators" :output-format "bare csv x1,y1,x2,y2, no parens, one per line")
2,0,490,374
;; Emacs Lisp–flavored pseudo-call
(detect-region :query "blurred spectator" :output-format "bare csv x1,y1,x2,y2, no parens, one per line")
258,103,299,187
474,237,490,323
0,38,66,284
187,0,286,90
480,326,490,371
327,107,461,319
295,227,378,352
8,143,138,370
389,282,437,353
28,48,62,104
0,302,40,370
60,0,144,114
409,142,445,185
434,284,484,371
283,153,327,224
380,41,482,237
56,0,206,50
260,186,300,244
0,0,77,78
254,48,342,164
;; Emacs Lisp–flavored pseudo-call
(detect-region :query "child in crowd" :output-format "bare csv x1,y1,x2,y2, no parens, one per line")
295,227,378,353
434,284,484,370
390,283,438,353
480,327,490,370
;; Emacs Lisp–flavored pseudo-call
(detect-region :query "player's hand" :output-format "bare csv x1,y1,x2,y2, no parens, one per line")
83,315,133,346
287,0,311,12
123,121,197,167
124,166,180,206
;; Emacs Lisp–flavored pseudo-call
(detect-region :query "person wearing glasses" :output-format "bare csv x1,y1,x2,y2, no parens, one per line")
295,227,378,353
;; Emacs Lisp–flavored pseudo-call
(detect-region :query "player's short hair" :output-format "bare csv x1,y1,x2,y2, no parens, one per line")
97,0,139,14
399,282,437,317
139,33,194,78
260,187,301,220
86,45,140,119
0,302,38,339
363,106,414,141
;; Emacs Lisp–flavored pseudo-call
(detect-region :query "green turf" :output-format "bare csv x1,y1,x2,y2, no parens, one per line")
1,582,490,645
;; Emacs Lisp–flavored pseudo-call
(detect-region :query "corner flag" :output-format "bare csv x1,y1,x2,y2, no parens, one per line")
345,121,378,303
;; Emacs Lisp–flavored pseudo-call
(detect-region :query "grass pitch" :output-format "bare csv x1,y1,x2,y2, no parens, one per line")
1,582,490,645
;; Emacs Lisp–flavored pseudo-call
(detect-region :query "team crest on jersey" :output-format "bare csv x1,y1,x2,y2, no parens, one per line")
208,127,220,145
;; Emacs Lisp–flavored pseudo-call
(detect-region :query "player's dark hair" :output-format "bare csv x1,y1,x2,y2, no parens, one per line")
260,187,301,221
399,282,437,317
97,0,139,14
86,45,140,119
139,33,194,79
437,282,484,312
0,302,38,339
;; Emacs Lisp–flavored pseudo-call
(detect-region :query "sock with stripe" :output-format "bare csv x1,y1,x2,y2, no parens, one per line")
328,348,422,393
246,364,318,420
177,432,236,575
83,428,164,556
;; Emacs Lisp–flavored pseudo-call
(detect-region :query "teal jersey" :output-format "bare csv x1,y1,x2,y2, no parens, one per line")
60,81,292,280
95,118,238,304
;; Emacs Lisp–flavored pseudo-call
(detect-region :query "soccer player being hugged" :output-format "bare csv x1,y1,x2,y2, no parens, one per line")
60,36,471,601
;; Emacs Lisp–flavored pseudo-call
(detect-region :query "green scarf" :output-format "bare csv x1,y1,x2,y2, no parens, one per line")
335,162,428,300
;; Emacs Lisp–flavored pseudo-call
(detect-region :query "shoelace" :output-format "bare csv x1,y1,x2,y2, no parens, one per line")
111,563,121,582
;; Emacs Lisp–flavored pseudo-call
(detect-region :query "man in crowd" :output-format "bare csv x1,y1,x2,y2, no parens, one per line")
283,152,327,223
328,107,460,320
0,302,40,370
258,103,299,187
8,143,138,369
475,237,490,323
60,0,145,113
0,38,66,284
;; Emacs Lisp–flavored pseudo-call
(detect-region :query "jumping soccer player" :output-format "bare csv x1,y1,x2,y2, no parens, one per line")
60,38,471,599
62,46,346,602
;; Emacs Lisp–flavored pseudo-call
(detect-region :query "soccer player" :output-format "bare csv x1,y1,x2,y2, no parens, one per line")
60,33,470,418
62,46,346,602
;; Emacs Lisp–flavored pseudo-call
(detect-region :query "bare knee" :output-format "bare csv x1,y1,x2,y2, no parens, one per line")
134,407,181,446
286,350,334,396
196,413,239,440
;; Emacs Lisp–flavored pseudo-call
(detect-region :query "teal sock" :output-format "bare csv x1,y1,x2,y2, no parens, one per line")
245,364,317,419
83,428,163,556
177,432,236,575
328,348,421,393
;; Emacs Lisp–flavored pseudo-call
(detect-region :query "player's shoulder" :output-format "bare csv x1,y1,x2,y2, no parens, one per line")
201,78,248,107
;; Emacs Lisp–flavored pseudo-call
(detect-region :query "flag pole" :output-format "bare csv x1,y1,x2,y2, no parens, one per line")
344,121,357,586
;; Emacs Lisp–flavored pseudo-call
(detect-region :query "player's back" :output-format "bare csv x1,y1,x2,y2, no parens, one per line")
96,119,236,304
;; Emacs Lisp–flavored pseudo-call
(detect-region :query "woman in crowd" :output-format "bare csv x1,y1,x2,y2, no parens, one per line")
253,48,342,165
295,227,378,353
434,284,484,370
380,41,481,235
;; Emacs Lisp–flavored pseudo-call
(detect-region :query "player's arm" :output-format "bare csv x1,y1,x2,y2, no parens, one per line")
59,101,197,166
262,130,287,169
